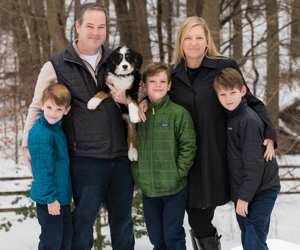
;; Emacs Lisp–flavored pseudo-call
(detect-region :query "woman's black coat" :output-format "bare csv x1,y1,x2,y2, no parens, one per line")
169,56,276,208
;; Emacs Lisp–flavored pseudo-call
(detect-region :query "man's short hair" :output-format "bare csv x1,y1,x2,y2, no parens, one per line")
76,2,109,27
142,61,171,83
41,82,71,108
213,68,244,92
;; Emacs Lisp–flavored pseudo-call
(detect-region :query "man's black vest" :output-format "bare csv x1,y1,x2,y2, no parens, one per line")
50,42,128,159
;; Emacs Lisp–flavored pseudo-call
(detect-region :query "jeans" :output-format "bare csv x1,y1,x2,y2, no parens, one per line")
36,203,72,250
142,186,188,250
236,189,278,250
70,156,135,250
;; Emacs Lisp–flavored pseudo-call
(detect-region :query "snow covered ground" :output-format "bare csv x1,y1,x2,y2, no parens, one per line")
1,155,300,250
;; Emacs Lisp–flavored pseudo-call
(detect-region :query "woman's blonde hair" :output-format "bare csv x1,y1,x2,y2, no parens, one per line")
172,16,222,68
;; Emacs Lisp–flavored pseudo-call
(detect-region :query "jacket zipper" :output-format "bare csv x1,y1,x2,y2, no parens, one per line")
63,58,96,152
151,107,155,196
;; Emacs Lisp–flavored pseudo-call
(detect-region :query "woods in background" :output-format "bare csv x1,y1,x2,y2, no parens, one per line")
0,0,300,160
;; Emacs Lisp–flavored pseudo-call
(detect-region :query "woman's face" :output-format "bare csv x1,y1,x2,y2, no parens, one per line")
182,25,208,66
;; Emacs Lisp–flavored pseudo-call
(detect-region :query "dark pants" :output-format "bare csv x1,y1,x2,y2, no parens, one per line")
187,206,216,238
36,203,72,250
236,189,278,250
70,156,134,250
143,186,188,250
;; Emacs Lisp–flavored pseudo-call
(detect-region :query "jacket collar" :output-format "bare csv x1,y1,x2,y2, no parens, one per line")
171,56,219,74
63,40,111,70
147,94,170,112
227,98,248,119
171,56,220,87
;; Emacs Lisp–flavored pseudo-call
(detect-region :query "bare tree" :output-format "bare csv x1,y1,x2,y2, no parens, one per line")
112,0,134,47
290,0,300,58
157,0,164,62
265,0,279,132
202,0,220,50
232,0,243,63
46,0,69,53
187,0,203,16
131,0,152,62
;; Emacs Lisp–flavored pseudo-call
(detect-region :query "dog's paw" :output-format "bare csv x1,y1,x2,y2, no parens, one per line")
128,103,139,123
128,143,138,162
87,98,102,110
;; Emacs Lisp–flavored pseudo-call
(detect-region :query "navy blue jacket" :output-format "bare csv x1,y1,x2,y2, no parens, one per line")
28,112,72,205
227,98,280,202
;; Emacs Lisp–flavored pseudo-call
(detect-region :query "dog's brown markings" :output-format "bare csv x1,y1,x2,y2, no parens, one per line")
127,96,138,107
94,91,109,100
131,123,137,150
123,114,137,161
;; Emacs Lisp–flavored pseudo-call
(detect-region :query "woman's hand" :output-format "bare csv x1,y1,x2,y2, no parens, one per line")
138,99,148,122
106,82,128,105
263,139,275,162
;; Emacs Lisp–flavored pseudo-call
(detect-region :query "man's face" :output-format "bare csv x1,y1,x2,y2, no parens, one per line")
75,10,106,55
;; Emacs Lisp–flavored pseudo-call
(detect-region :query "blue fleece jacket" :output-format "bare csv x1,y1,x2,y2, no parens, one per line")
28,112,72,205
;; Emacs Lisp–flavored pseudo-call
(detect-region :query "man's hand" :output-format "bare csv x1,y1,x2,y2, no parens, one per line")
106,82,128,105
263,139,275,162
138,99,148,123
48,200,61,216
23,147,32,176
236,199,249,217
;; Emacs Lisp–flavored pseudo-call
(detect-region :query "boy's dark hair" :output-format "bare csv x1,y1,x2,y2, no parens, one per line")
76,2,109,27
213,68,244,92
41,82,71,109
142,61,171,83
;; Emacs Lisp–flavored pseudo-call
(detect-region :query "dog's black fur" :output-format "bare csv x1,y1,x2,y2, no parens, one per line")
87,46,143,161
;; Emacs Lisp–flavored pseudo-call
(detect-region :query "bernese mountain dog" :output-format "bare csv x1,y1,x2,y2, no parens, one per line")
87,46,143,161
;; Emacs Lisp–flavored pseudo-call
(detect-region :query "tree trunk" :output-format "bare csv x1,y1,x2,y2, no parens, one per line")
265,0,279,132
187,0,203,17
166,0,173,63
290,0,300,58
46,0,68,53
113,0,134,48
202,0,220,50
133,0,152,62
157,0,164,61
34,0,51,63
8,1,36,106
232,0,243,63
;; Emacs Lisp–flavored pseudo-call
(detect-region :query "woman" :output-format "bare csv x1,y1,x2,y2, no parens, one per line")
139,17,276,250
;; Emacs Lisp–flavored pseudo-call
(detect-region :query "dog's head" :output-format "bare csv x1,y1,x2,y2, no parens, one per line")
106,46,143,75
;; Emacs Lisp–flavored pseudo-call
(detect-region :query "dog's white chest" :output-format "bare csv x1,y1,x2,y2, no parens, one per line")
108,73,134,94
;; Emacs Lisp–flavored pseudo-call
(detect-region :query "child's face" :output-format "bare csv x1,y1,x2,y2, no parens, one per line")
40,99,71,124
142,71,171,104
216,86,246,111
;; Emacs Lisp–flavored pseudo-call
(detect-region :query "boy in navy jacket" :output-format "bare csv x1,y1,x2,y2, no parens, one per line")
213,68,280,250
28,83,72,250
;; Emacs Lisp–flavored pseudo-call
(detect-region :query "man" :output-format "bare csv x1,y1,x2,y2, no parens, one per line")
22,3,135,250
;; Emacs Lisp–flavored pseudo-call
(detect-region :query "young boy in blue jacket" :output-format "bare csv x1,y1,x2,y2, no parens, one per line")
132,62,197,249
28,83,72,250
213,68,280,250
